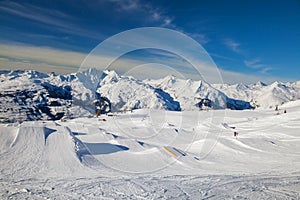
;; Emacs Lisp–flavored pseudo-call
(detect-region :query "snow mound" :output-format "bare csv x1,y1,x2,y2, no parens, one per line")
0,121,101,177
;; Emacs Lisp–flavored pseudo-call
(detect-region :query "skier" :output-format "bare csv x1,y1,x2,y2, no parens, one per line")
234,131,238,138
93,99,101,117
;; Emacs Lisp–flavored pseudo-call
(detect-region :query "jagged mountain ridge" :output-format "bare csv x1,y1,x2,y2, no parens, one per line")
145,75,253,110
1,69,299,122
213,81,300,109
97,71,181,112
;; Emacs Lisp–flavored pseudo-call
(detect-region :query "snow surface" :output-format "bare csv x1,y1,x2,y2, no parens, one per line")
0,99,300,199
1,69,300,198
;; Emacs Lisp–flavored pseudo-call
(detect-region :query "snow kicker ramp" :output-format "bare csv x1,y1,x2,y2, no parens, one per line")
0,122,94,178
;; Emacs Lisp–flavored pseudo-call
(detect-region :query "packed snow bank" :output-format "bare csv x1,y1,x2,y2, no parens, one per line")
0,122,97,178
280,99,300,109
0,125,18,153
1,100,300,175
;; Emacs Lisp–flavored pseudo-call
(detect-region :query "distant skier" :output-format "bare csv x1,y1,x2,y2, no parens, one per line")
234,131,238,138
93,99,101,117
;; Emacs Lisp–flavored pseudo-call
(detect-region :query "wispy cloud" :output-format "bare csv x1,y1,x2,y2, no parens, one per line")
0,1,70,28
152,12,161,21
0,43,286,83
218,68,288,84
109,0,175,28
0,43,176,76
260,67,273,74
244,58,263,68
209,53,237,61
0,1,70,21
223,38,241,53
222,38,274,75
0,1,105,40
0,0,209,51
0,57,9,61
0,42,141,75
186,33,209,45
244,58,274,74
0,43,85,70
109,0,140,11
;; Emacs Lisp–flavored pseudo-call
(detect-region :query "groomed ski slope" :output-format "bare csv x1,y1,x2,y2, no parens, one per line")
0,101,300,199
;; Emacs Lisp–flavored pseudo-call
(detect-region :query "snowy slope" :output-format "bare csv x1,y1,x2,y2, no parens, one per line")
0,100,300,199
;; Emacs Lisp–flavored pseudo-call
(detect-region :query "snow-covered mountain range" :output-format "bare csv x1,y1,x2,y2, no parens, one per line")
1,69,299,123
213,81,300,109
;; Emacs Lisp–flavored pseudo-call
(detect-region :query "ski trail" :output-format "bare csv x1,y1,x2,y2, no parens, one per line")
9,127,20,148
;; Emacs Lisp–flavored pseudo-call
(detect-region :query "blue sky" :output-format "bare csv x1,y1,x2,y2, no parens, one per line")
0,0,299,83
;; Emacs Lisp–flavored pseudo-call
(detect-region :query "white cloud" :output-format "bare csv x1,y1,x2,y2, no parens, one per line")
260,67,274,74
0,1,105,40
244,58,265,69
244,58,274,74
108,0,176,28
0,43,136,74
152,12,161,21
0,42,288,84
0,57,9,61
0,43,159,75
218,68,286,84
0,43,85,68
222,38,275,77
0,59,78,74
186,33,209,45
209,53,237,61
109,0,140,11
223,38,241,53
162,18,173,26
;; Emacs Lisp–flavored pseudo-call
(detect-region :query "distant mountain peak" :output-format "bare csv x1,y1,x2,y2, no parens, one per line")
1,68,299,123
255,81,267,87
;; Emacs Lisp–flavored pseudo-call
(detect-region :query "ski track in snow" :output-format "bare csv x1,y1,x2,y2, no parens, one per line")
0,100,300,199
0,175,299,199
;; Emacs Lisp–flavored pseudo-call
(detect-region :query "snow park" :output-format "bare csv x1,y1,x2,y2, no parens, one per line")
1,66,300,199
1,1,300,199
